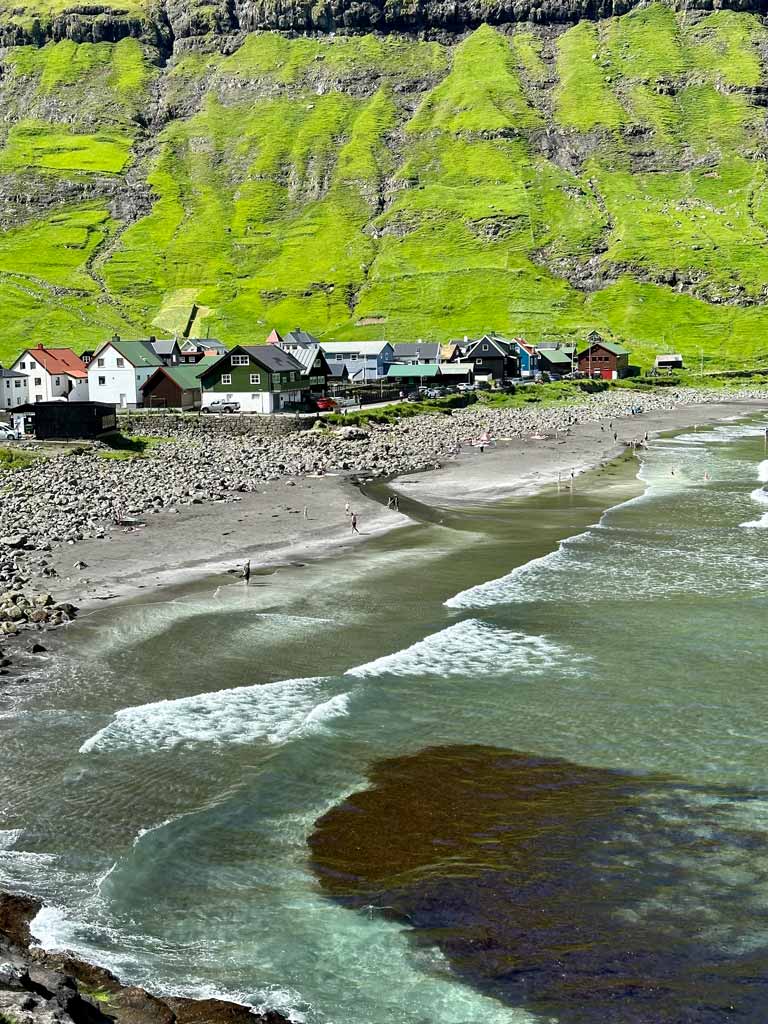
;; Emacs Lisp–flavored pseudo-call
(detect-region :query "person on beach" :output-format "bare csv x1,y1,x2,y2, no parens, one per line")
344,502,351,516
303,506,308,519
351,513,360,535
242,560,251,585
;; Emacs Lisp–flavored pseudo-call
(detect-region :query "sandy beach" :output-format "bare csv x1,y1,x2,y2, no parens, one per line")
42,397,766,613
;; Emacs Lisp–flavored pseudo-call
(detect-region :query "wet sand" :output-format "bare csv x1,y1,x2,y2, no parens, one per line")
48,398,765,611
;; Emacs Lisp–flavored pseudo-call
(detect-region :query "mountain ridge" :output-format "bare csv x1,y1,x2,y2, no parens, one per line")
0,2,768,368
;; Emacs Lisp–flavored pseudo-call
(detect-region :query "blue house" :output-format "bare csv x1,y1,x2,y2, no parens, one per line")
503,338,538,377
319,341,395,382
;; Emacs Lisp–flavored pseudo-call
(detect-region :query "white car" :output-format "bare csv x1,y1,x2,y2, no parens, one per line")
0,425,20,441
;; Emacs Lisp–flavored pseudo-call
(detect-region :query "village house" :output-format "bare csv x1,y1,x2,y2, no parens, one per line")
536,345,574,376
140,357,219,409
87,336,163,408
179,338,228,363
319,341,394,382
502,338,538,377
391,342,440,365
197,344,307,413
11,345,89,403
462,335,519,381
12,400,117,440
275,342,332,399
152,338,183,366
0,367,29,409
577,333,630,379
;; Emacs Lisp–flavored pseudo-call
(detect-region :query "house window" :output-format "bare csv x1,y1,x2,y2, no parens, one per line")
482,344,489,351
250,374,260,385
291,371,297,381
476,358,483,364
221,374,232,385
19,362,25,370
13,380,20,389
231,354,249,366
54,377,60,385
98,376,106,385
116,358,124,368
35,395,42,403
97,358,105,367
34,377,41,386
29,362,36,369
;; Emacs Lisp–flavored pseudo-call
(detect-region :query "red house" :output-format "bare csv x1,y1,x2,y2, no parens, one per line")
577,333,630,380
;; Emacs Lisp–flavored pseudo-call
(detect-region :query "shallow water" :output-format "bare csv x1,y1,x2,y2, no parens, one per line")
3,418,768,1022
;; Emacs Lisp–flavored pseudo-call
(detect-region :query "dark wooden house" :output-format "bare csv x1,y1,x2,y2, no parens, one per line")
13,401,117,439
462,335,519,380
141,358,217,409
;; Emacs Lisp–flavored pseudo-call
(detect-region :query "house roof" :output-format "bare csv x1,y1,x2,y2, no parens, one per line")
386,364,440,379
283,329,322,348
151,339,180,356
465,336,512,357
440,343,460,360
392,343,440,361
0,367,26,379
580,340,629,357
94,338,163,368
242,345,304,372
288,344,330,374
438,362,475,376
142,358,218,392
655,353,683,363
319,341,390,356
17,346,88,378
538,349,572,366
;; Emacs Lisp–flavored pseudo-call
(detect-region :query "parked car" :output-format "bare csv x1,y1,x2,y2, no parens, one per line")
0,424,20,441
201,399,241,414
334,397,358,409
456,382,476,392
315,397,337,411
424,387,444,399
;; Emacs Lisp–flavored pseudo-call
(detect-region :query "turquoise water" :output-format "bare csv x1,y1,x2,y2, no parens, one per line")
3,416,768,1021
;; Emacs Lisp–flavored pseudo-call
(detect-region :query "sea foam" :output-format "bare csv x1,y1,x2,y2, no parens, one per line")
347,618,587,678
79,677,350,754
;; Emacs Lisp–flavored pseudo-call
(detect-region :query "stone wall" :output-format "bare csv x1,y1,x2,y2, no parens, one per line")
118,411,312,438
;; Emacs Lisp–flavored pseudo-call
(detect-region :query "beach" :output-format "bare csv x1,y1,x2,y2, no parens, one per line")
38,395,766,612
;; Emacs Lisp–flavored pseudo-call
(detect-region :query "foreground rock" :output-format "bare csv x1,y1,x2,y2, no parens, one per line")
0,892,288,1024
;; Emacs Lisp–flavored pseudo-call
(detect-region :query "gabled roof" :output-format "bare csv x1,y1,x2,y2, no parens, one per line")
151,338,181,356
0,367,26,379
538,349,572,366
386,364,440,379
16,346,88,378
93,338,163,368
142,357,218,392
392,342,440,361
579,340,629,357
319,341,391,356
438,362,476,376
288,344,331,375
282,329,322,348
464,335,511,357
242,345,304,372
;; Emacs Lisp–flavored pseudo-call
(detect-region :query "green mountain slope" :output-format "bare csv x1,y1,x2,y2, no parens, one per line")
1,6,768,369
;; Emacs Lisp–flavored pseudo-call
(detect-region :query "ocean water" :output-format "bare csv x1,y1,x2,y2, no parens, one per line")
3,417,768,1022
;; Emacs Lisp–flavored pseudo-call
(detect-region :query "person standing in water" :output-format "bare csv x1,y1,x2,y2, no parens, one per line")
242,560,251,584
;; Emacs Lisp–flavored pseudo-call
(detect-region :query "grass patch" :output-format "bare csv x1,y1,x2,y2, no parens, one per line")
0,446,38,471
99,432,166,458
0,120,132,174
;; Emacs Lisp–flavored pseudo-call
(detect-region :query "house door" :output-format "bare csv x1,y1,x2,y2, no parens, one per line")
119,393,127,408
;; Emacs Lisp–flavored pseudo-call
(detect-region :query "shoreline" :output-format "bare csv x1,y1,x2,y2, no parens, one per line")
11,396,768,618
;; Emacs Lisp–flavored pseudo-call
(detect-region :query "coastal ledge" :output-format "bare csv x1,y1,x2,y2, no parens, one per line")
0,892,288,1024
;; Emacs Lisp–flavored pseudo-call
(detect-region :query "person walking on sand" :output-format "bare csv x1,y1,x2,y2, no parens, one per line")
242,560,251,585
344,501,351,517
351,513,360,535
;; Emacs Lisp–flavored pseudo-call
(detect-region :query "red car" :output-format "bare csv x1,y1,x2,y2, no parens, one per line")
315,397,337,411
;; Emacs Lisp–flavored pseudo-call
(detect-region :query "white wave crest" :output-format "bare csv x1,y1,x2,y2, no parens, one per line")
445,548,564,610
0,829,22,850
79,677,350,754
347,618,587,678
758,459,768,483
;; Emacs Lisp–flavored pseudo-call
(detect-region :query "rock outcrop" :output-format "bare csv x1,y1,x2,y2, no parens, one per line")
0,892,288,1024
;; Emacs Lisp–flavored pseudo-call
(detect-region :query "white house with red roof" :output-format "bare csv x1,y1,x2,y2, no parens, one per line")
11,344,89,403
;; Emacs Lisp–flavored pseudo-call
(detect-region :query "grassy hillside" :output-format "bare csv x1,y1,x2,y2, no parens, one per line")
1,9,768,370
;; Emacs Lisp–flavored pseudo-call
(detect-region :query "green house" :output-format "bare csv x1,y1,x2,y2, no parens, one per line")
197,345,308,413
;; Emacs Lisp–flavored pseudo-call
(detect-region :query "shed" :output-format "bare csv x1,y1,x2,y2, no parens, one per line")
12,401,117,439
386,364,440,381
141,358,218,409
654,354,684,371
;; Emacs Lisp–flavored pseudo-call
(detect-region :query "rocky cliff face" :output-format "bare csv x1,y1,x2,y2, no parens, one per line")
0,1,766,368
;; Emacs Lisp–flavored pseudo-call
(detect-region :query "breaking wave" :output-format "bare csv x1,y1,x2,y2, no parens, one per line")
347,618,588,679
79,677,351,754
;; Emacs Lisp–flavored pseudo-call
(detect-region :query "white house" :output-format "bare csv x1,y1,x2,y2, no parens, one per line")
88,337,163,408
11,345,89,403
0,368,29,409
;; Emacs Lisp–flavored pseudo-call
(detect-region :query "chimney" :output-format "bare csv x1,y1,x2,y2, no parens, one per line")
112,333,120,343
